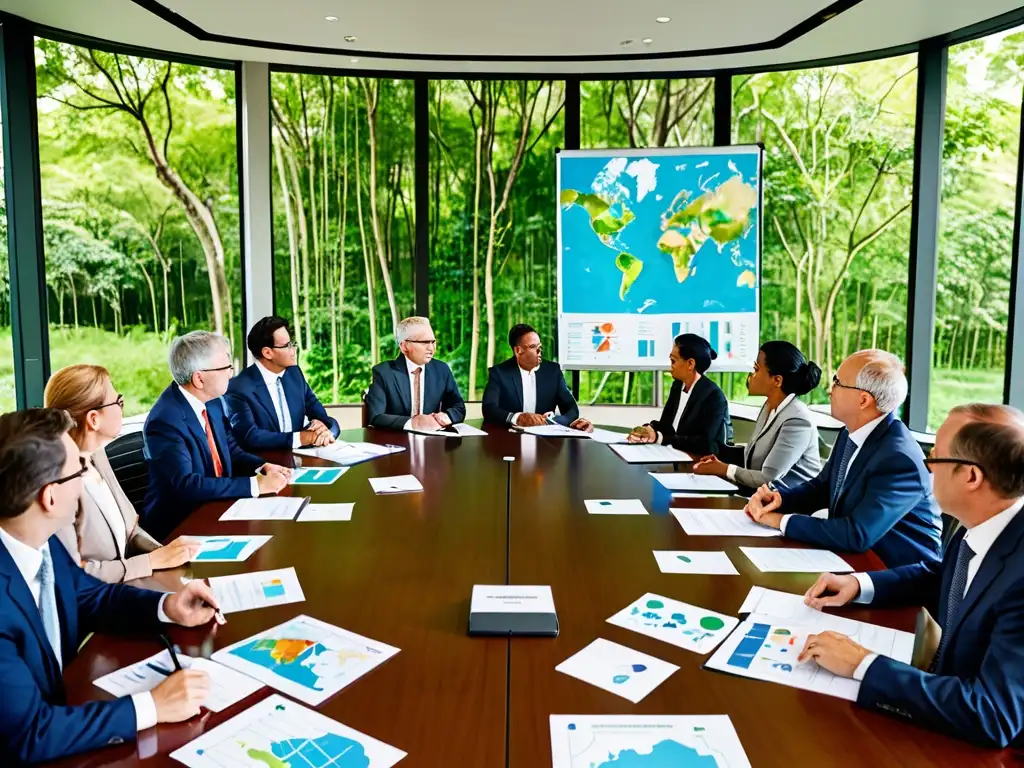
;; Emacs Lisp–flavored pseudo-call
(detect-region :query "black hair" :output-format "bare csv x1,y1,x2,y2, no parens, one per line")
508,324,537,350
759,340,822,396
247,315,290,360
673,333,717,374
0,408,75,519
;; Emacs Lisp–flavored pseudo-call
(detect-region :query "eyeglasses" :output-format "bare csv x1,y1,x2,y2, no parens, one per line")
51,456,88,486
405,339,437,347
200,365,234,373
94,394,124,411
924,457,984,475
272,341,298,350
520,343,542,352
831,374,869,393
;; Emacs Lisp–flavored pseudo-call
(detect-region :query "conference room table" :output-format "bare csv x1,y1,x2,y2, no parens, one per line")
57,424,1012,767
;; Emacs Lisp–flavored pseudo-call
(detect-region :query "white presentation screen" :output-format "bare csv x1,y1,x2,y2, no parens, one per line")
557,145,762,372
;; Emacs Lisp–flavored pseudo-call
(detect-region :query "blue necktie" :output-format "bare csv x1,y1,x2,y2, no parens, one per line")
832,436,858,505
37,549,62,670
276,377,293,433
929,538,975,673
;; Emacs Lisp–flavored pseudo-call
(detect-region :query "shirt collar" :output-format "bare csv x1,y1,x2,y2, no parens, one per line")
256,360,286,384
176,384,209,422
519,365,537,377
847,412,888,448
0,526,47,585
405,355,424,375
963,496,1024,559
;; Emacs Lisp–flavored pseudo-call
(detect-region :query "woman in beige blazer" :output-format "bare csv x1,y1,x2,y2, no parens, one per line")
45,364,198,582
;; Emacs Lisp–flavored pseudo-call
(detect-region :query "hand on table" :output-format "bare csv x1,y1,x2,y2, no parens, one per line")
569,418,593,433
411,414,441,431
256,467,288,495
163,579,226,627
433,412,453,428
152,669,211,723
804,572,861,610
798,630,870,678
301,422,334,447
627,425,656,443
515,413,548,427
692,455,728,477
149,536,200,570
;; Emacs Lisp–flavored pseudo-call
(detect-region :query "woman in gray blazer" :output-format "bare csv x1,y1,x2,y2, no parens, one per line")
45,364,198,583
693,341,822,490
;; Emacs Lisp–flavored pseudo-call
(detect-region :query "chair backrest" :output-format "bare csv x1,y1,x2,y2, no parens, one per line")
361,389,370,429
104,431,149,511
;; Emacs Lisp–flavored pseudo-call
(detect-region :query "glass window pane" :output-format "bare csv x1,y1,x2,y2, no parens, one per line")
271,74,416,404
733,61,918,412
0,108,13,412
930,30,1022,430
35,40,243,416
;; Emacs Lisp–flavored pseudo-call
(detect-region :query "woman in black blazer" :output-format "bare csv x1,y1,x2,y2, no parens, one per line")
628,333,730,455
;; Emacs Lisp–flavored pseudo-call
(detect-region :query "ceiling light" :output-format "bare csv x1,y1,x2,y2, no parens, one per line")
655,16,671,23
324,15,339,22
620,39,633,46
642,37,653,44
350,58,359,63
344,35,357,42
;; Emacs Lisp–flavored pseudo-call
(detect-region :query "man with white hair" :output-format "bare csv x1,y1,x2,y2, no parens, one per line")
365,317,466,431
746,349,941,568
142,332,290,540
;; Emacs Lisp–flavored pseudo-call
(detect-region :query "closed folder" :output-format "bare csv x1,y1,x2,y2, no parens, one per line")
912,607,941,671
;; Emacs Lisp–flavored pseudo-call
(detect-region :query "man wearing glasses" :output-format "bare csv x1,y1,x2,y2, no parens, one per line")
482,323,592,431
365,316,466,432
745,349,941,568
800,404,1024,747
142,331,291,540
225,315,340,452
0,408,226,763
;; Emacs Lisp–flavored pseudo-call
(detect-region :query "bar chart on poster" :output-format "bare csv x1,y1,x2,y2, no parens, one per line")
557,146,762,371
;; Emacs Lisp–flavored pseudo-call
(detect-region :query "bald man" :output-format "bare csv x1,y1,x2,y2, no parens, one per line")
746,349,941,568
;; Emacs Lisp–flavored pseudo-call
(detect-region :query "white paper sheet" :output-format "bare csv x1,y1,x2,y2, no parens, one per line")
170,694,406,768
670,508,784,537
517,423,589,438
369,474,424,494
219,496,308,522
287,466,347,485
705,612,914,701
208,567,305,614
549,715,751,768
607,592,739,655
296,503,355,522
737,587,866,635
294,441,406,466
470,585,556,615
609,444,693,463
739,547,854,573
189,535,271,563
211,616,400,706
556,638,678,704
653,550,739,575
584,499,649,515
93,650,263,712
584,427,631,444
651,473,738,493
410,423,489,437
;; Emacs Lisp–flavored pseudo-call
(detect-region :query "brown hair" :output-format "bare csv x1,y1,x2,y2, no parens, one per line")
0,408,74,519
948,403,1024,499
43,364,110,445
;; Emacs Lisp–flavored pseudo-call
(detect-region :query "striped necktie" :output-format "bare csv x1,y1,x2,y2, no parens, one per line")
38,549,62,670
929,538,975,673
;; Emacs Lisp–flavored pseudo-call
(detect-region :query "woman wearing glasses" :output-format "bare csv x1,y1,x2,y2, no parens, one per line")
692,341,823,490
44,364,197,583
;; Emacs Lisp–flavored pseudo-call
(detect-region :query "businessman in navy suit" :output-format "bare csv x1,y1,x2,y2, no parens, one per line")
802,403,1024,747
746,349,941,568
142,331,290,540
482,324,592,431
225,316,340,452
365,316,466,432
0,408,224,763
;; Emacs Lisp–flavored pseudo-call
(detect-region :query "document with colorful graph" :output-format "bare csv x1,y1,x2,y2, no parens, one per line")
188,535,271,563
170,693,406,768
212,615,401,706
207,567,305,614
550,714,751,768
704,613,914,701
556,638,678,704
607,592,739,655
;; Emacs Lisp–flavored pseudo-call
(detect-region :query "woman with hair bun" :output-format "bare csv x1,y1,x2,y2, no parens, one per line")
693,340,822,490
628,333,732,455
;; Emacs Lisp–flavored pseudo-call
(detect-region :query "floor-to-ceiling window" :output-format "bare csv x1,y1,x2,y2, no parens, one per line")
929,29,1023,429
0,108,14,413
35,40,243,416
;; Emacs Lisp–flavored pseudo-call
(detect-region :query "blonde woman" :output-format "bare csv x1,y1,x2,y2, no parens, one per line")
44,365,197,582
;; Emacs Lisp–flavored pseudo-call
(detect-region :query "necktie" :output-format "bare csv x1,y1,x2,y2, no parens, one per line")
38,549,62,670
275,377,293,432
202,409,224,478
832,436,858,505
929,538,975,673
412,368,422,417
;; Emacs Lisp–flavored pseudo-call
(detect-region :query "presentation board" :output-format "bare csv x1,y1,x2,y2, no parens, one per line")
557,145,763,372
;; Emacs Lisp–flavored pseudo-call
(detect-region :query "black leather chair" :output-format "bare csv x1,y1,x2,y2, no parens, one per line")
104,430,149,511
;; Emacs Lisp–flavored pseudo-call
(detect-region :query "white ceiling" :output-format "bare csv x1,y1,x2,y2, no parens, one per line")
3,0,1023,74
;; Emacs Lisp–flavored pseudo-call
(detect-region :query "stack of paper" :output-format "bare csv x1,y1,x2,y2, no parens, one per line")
294,441,406,466
219,496,308,522
369,474,424,494
670,508,783,537
610,444,692,463
650,473,738,493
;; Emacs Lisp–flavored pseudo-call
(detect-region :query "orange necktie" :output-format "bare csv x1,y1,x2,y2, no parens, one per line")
202,409,224,478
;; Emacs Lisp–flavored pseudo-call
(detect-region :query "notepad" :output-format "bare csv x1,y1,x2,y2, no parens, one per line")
369,474,424,494
609,444,692,463
650,473,738,493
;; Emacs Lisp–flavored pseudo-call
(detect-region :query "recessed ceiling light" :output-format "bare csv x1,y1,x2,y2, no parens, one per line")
655,16,671,23
350,58,359,63
324,15,339,22
619,39,633,46
344,35,357,42
642,37,653,44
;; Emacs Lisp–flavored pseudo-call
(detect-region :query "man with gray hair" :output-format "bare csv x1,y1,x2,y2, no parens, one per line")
746,349,941,568
142,331,290,539
365,316,466,431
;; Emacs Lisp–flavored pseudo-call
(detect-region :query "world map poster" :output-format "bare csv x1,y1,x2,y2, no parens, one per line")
557,146,762,371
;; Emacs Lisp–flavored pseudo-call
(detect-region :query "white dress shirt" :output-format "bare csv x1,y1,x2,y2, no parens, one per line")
176,386,259,497
655,374,698,445
850,496,1024,681
402,356,428,431
81,453,128,555
780,412,888,534
510,365,539,425
726,394,796,481
0,527,169,731
255,362,302,449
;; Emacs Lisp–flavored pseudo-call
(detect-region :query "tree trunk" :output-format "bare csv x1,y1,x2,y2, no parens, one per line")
469,120,484,399
178,243,188,326
283,142,312,349
274,129,302,332
135,258,158,333
355,95,379,365
69,278,79,329
337,78,350,397
56,287,65,327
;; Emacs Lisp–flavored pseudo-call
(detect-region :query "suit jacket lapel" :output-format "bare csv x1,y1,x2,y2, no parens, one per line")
250,366,282,427
511,363,525,411
834,414,895,510
93,449,137,539
49,541,79,669
744,403,771,463
171,386,215,476
0,542,62,687
393,357,412,415
209,401,233,476
283,369,304,428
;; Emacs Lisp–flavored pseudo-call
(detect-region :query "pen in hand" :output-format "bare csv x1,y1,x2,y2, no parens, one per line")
158,633,183,672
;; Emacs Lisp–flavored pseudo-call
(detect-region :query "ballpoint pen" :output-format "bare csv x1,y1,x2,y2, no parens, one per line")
158,633,183,672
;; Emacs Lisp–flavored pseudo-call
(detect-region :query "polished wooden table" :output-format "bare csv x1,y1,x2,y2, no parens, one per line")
57,425,1011,766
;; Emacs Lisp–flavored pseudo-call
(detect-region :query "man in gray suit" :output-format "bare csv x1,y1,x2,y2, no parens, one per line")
694,341,822,490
